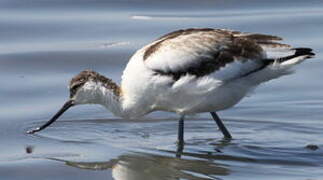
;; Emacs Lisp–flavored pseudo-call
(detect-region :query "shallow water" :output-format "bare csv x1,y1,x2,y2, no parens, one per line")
1,0,323,179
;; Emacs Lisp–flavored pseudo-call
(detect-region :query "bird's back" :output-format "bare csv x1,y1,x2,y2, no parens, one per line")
120,28,314,116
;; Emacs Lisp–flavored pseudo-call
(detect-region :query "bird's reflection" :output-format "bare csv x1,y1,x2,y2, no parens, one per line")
50,151,229,180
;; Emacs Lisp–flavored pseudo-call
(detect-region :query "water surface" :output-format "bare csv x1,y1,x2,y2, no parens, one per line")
1,0,323,179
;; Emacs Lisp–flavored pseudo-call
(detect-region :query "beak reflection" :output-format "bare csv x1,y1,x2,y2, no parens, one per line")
27,100,75,134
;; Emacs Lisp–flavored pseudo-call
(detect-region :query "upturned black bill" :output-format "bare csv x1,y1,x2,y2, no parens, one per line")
27,100,75,134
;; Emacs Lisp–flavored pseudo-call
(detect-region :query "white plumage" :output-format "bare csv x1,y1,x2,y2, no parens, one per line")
27,28,315,142
120,29,313,117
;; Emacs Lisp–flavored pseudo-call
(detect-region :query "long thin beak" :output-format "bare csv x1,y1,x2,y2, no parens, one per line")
27,100,75,134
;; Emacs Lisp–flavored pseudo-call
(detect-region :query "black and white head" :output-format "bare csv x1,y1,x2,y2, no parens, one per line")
27,70,121,134
69,70,120,104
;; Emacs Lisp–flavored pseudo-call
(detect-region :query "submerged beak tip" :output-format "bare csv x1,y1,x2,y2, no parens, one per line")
26,99,75,134
26,127,40,134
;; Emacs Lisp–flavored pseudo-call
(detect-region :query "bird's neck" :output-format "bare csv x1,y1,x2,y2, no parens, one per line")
96,82,154,119
92,76,153,118
94,81,125,117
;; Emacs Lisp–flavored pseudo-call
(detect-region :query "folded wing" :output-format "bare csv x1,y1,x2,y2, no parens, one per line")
143,28,288,81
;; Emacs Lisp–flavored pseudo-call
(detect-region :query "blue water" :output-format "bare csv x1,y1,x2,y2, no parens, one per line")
1,0,323,179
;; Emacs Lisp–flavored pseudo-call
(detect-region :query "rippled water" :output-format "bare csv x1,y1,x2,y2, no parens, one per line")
1,0,323,179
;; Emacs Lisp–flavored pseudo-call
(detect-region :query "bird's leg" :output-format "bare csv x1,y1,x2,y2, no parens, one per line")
210,112,232,139
176,144,184,158
177,115,185,145
176,115,185,157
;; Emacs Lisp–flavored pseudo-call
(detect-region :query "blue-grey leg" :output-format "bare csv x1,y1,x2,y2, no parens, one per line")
210,112,232,139
176,115,185,157
177,115,185,145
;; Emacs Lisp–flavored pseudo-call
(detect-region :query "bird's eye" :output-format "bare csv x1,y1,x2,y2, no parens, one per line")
70,84,82,98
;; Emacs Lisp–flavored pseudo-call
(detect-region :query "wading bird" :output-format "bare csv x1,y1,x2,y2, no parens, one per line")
27,28,315,147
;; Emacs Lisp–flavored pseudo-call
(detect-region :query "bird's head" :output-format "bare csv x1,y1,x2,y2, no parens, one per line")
69,70,105,105
27,70,121,134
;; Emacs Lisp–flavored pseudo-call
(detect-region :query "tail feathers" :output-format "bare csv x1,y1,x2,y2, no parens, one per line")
246,47,315,85
277,48,315,63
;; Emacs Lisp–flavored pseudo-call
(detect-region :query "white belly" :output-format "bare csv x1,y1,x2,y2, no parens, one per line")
121,49,256,117
151,76,254,115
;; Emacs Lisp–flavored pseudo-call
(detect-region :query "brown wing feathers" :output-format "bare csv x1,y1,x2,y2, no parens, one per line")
144,28,313,80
